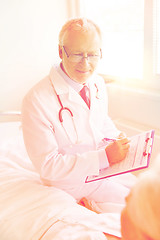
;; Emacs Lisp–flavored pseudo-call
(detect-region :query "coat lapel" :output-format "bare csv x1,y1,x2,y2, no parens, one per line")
69,87,89,110
50,66,89,109
49,66,69,94
50,66,104,145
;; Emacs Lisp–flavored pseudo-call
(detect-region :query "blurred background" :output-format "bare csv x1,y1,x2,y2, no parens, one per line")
0,0,160,167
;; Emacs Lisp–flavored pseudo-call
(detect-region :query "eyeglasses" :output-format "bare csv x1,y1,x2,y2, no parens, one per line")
63,46,102,63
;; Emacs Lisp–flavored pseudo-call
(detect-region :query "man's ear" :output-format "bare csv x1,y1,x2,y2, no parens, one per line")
59,45,63,59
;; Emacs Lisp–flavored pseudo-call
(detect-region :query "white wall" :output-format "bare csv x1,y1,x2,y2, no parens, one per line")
107,83,160,131
107,83,160,172
0,0,69,111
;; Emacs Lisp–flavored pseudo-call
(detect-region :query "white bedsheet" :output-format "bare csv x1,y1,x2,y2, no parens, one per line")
0,122,122,240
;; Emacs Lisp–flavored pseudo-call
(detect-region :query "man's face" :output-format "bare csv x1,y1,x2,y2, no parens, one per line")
59,29,101,84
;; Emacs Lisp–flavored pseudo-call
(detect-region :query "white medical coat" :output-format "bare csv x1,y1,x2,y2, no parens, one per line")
22,66,135,203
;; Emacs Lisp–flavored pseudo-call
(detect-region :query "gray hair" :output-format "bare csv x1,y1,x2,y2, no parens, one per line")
59,18,102,46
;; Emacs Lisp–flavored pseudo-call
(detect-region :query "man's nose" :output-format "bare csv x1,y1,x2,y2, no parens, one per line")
81,54,90,65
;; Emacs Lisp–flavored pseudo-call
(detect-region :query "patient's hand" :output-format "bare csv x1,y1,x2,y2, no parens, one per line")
78,197,102,213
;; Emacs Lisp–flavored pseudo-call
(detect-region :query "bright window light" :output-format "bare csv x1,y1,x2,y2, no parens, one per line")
154,0,160,75
79,0,160,90
82,0,144,80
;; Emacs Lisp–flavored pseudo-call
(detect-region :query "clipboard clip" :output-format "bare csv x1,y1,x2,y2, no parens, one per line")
143,137,153,157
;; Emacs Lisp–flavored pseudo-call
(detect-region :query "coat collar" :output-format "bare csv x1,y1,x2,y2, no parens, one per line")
49,66,87,109
49,65,101,110
49,65,69,95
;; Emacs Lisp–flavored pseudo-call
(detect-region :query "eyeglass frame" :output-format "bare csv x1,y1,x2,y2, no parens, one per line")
62,46,102,63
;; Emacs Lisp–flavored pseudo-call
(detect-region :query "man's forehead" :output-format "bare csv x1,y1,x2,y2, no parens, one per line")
63,29,100,43
63,29,101,51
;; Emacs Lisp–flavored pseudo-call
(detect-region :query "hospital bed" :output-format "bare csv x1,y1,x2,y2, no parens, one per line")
0,111,121,240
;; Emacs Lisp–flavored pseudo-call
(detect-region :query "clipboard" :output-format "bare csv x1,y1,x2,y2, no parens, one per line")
85,129,155,183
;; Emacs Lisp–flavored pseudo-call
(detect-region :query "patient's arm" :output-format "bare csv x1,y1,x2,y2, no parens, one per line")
78,197,122,240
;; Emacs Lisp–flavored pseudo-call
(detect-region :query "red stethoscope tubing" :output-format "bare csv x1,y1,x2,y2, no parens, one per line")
50,78,78,144
56,94,73,123
50,78,74,122
50,77,99,144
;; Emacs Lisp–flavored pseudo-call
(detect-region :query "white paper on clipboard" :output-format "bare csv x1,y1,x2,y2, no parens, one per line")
85,129,155,183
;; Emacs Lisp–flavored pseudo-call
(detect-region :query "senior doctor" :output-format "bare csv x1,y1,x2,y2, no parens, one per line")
22,18,135,212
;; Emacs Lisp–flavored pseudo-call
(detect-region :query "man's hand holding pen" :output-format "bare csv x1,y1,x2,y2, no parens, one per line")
105,132,130,165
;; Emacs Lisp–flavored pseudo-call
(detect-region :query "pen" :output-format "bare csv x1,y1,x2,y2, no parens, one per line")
104,137,131,144
104,137,117,142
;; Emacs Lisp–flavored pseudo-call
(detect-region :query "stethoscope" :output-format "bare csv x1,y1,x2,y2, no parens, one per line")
50,77,99,145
